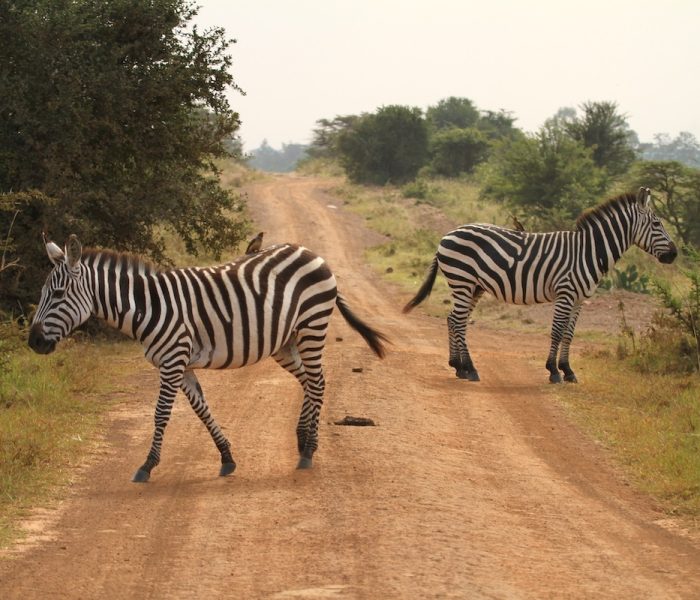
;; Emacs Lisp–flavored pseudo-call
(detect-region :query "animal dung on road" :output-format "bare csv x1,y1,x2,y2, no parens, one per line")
351,367,363,373
334,416,376,427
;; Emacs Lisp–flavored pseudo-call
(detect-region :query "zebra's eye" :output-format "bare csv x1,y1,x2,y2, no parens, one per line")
51,288,65,300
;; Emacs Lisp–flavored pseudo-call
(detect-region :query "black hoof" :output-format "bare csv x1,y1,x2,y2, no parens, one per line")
132,468,151,483
296,456,313,469
457,370,480,381
219,462,236,476
549,372,562,384
564,373,578,383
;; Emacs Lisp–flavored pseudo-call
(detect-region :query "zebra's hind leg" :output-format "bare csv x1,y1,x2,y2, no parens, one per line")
447,285,482,381
181,370,236,476
279,326,327,469
273,341,310,458
558,302,583,383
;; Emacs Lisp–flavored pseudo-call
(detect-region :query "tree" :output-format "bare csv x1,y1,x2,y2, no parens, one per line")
639,132,700,168
0,0,247,312
249,141,309,172
481,121,607,228
336,106,428,185
476,109,520,141
429,128,489,177
564,101,636,178
426,97,480,132
306,115,359,160
630,161,700,247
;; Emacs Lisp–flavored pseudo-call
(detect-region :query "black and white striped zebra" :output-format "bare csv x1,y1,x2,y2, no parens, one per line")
403,188,677,383
29,236,387,481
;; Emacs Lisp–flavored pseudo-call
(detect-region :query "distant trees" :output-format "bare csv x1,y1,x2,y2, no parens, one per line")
428,128,489,177
0,0,246,313
336,106,429,184
629,161,700,247
638,132,700,168
426,97,480,131
481,120,607,227
249,141,309,172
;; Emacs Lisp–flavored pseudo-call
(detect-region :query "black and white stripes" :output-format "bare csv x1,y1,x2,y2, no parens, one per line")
404,188,677,383
29,238,387,481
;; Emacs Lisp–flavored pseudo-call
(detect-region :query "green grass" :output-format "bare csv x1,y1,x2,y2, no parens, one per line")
557,348,700,518
0,323,134,547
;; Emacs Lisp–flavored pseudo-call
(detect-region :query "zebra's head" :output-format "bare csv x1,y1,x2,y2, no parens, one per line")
28,235,93,355
632,187,677,264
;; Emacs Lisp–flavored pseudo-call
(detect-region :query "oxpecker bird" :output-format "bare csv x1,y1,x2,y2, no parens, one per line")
245,232,264,254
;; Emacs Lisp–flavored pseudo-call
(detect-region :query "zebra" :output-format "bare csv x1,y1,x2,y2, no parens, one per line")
29,236,388,482
403,187,677,384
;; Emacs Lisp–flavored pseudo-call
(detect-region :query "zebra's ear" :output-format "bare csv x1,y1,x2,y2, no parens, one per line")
636,187,652,208
65,234,82,269
44,234,65,267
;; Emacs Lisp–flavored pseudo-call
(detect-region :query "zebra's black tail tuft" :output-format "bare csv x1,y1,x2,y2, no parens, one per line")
335,293,389,359
402,256,438,313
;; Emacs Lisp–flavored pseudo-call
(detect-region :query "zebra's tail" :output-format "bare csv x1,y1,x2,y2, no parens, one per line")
335,293,389,359
402,255,438,313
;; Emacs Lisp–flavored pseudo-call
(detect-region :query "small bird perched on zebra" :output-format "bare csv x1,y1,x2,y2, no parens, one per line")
29,238,388,482
509,214,525,232
403,188,677,384
245,231,264,253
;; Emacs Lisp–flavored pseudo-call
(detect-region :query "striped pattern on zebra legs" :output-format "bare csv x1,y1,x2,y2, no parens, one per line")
29,237,388,482
447,285,483,380
403,187,677,384
181,371,235,475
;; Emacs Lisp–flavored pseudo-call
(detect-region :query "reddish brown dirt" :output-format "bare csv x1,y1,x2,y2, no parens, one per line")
2,175,700,599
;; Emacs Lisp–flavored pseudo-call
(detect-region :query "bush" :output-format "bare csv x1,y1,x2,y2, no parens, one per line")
428,128,489,177
337,105,429,185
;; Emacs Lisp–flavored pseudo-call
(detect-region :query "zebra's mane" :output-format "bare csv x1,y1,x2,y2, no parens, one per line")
82,248,161,275
575,192,637,231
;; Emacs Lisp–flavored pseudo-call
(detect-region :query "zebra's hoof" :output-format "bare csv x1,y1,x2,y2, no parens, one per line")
457,370,480,381
132,468,151,483
296,456,313,469
564,374,578,383
549,372,562,384
219,462,236,476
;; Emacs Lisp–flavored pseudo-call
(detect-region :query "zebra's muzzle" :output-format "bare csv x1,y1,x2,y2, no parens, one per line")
658,243,678,264
28,323,57,355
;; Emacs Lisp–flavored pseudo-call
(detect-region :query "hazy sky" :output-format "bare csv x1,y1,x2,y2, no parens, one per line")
194,0,700,152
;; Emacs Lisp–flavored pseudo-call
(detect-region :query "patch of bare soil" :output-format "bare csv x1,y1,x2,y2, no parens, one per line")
1,174,699,599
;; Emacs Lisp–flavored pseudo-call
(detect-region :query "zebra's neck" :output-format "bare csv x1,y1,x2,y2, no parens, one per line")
578,206,635,278
84,251,156,340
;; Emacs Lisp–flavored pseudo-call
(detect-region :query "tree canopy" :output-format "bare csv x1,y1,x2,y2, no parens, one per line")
0,0,246,313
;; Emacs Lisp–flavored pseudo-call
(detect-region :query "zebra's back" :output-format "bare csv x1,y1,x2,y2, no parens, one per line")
438,224,578,305
177,244,337,369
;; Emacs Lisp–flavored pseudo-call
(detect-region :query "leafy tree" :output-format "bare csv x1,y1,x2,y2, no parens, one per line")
0,0,246,312
336,105,428,185
564,101,636,178
426,97,480,132
476,109,520,141
639,132,700,168
481,121,607,228
429,128,489,177
630,161,700,247
306,115,359,160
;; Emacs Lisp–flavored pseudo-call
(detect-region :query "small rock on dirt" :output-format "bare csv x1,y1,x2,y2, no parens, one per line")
351,367,363,373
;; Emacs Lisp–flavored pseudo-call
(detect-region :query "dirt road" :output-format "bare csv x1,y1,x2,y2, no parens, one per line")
2,175,699,599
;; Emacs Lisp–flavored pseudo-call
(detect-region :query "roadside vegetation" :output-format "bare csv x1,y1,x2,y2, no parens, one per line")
299,96,700,520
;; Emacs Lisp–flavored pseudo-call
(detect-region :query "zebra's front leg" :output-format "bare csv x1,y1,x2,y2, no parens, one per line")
558,303,583,383
546,296,575,384
181,370,236,476
133,363,185,482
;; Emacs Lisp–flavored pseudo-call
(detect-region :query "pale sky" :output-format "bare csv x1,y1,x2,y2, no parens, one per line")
194,0,700,152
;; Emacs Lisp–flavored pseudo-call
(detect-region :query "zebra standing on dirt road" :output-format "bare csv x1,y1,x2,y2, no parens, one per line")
403,188,677,384
29,237,387,482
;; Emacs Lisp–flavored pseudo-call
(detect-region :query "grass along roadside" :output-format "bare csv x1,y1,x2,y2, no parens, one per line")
555,347,700,520
0,323,140,548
